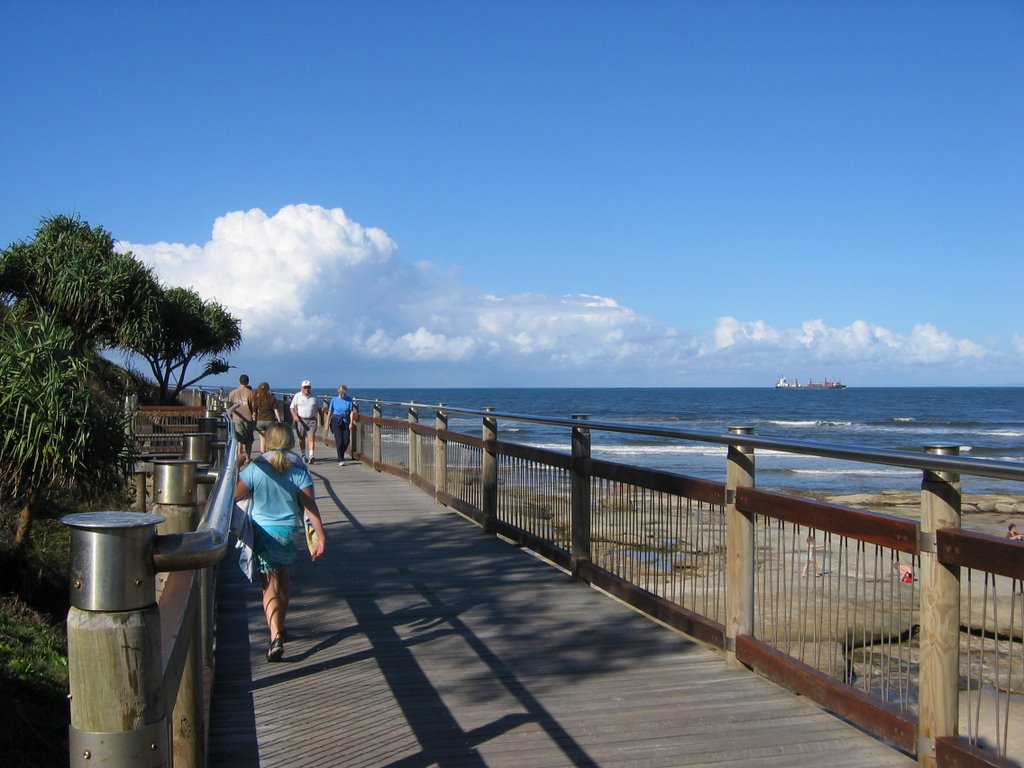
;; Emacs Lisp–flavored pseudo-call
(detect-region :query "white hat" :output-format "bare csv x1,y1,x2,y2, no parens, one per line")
301,380,312,387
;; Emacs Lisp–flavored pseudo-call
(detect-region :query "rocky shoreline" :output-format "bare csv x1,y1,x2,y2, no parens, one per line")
819,491,1024,535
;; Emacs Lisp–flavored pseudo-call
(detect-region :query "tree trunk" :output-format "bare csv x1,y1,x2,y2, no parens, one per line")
13,493,37,552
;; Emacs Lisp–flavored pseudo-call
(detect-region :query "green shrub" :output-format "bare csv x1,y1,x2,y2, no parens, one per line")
0,596,69,767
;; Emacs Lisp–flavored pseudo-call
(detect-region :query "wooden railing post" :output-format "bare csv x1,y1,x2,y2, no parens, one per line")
152,459,204,768
408,403,419,483
134,469,149,512
351,403,360,459
129,395,146,513
482,408,498,534
917,444,962,768
372,401,383,468
725,426,755,668
435,406,448,503
571,414,592,578
64,512,169,767
153,460,199,596
183,432,214,507
198,414,225,468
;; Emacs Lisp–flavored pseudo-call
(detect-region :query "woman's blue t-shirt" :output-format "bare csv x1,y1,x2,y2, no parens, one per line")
329,395,354,420
240,457,313,530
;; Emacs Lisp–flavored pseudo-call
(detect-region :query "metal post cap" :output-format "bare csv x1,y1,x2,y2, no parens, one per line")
61,512,165,611
153,459,198,505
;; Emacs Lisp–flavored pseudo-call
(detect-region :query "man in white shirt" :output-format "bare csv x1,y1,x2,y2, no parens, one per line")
289,380,321,463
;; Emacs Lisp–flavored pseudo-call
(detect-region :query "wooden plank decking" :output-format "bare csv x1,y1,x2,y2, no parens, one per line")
208,458,916,768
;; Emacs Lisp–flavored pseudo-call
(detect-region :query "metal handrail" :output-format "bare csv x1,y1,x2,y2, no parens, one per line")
151,414,239,572
354,398,1024,484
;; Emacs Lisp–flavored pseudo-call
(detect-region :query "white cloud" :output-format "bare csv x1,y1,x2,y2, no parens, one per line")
121,204,399,344
363,327,478,361
710,317,780,350
119,204,1004,386
706,316,986,366
1013,333,1024,359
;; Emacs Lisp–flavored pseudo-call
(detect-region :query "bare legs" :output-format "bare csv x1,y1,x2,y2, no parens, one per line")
262,568,290,643
294,421,317,462
236,432,253,465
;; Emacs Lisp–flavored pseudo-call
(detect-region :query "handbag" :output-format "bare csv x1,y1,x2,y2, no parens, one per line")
232,497,256,582
304,514,319,557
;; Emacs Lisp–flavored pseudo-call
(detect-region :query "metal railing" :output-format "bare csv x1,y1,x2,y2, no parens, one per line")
353,397,1024,768
63,401,238,768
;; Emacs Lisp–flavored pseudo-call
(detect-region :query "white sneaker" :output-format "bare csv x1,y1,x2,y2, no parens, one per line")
338,461,344,466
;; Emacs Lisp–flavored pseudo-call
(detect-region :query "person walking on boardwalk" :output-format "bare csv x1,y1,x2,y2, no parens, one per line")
250,381,281,453
290,380,321,464
326,384,355,466
227,374,256,464
233,422,327,662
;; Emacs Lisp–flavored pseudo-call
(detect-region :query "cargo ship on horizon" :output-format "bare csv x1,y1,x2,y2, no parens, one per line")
774,376,847,390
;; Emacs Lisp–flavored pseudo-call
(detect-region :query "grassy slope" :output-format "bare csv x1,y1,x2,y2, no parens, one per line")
0,514,72,768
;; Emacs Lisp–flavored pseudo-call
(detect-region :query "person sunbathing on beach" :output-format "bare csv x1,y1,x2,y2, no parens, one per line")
894,562,915,583
1008,523,1024,541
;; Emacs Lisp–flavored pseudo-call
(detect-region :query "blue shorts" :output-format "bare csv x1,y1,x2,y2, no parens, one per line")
251,522,299,574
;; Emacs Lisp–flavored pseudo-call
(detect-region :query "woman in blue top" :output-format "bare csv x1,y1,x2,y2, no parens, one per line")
326,384,355,465
234,422,327,661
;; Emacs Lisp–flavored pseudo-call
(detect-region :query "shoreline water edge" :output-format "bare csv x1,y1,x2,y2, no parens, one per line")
268,385,1024,529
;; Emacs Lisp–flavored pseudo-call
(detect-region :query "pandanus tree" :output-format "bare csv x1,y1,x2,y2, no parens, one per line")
126,285,242,404
0,313,130,550
0,215,154,550
0,215,244,552
0,214,162,351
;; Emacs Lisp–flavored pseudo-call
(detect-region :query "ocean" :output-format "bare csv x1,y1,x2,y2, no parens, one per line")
305,387,1024,497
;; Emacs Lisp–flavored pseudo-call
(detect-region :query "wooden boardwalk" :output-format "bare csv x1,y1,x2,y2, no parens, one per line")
208,459,916,768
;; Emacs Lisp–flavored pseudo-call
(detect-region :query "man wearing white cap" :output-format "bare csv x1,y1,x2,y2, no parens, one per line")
290,380,321,464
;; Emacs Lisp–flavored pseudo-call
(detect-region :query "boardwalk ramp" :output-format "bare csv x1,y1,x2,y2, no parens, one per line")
208,462,914,768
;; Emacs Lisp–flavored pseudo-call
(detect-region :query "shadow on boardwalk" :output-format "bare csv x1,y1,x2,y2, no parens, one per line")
209,462,915,768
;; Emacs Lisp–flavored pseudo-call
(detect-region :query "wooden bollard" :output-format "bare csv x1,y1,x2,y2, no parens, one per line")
725,426,755,668
182,433,215,506
408,404,419,481
435,407,448,502
571,414,592,578
152,459,203,768
372,401,383,468
482,408,498,534
917,444,961,767
63,512,169,767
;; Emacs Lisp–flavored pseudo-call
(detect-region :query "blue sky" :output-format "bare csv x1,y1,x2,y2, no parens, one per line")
2,1,1022,389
